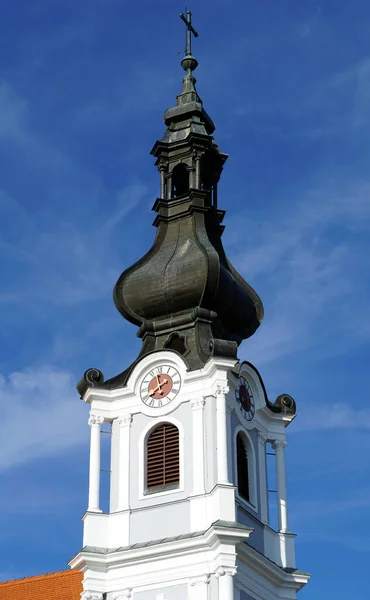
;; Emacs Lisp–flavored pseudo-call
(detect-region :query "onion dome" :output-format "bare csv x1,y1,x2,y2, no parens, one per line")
77,12,264,393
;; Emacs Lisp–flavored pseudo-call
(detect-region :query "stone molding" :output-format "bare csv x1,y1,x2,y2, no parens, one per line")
88,414,104,427
214,384,230,397
215,566,237,578
113,590,132,600
81,593,103,600
190,398,206,411
189,574,211,586
257,430,268,444
272,440,288,450
118,414,133,427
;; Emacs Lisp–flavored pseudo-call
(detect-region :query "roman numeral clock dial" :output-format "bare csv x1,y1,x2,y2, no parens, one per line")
235,375,255,421
140,365,181,408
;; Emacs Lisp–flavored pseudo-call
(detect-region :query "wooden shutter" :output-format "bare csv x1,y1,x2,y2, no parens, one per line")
146,423,180,491
237,433,250,502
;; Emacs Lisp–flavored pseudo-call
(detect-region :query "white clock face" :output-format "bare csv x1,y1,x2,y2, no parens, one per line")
140,365,181,408
235,375,255,421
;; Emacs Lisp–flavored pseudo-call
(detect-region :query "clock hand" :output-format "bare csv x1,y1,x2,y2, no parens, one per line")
148,377,169,396
149,384,161,396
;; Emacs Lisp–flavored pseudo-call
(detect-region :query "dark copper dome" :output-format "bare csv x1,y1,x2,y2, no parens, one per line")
112,48,263,373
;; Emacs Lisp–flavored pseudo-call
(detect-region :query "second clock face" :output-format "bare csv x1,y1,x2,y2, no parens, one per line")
235,375,255,421
140,365,181,408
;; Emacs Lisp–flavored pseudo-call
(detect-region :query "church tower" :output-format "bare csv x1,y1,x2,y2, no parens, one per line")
69,11,309,600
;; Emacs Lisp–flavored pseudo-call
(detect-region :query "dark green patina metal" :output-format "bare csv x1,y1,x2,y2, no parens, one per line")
77,14,265,395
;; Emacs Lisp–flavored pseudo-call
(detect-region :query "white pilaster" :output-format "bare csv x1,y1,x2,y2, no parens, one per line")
216,567,237,600
189,574,210,600
190,398,206,494
81,593,103,600
87,414,104,512
258,430,269,524
272,440,289,533
215,385,231,484
117,414,133,511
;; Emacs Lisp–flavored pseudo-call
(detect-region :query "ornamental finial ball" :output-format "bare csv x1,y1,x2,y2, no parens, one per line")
181,54,198,72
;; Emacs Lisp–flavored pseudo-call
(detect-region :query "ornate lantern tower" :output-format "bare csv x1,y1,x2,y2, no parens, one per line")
70,11,310,600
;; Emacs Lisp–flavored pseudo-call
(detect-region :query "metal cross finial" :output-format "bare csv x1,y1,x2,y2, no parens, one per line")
180,9,198,56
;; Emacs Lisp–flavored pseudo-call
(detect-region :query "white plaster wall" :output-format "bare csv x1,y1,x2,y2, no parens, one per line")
236,506,264,554
110,418,120,512
204,394,217,492
130,500,190,544
132,583,187,600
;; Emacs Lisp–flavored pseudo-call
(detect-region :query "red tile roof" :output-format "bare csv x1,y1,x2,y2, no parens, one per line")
0,569,83,600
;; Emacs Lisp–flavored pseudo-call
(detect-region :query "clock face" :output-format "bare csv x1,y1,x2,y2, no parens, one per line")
140,365,181,408
235,376,255,421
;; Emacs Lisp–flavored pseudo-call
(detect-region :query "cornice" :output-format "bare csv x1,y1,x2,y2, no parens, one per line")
69,522,252,573
237,542,310,591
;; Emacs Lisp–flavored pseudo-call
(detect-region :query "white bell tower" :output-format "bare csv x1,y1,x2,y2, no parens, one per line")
69,353,309,599
69,10,309,600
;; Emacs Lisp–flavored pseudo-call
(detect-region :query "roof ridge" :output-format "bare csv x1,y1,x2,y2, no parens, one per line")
0,569,80,587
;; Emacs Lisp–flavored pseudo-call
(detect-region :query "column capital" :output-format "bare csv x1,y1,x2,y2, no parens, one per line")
214,383,230,397
215,566,237,578
81,593,103,600
190,398,206,411
88,414,104,427
189,574,210,586
257,430,268,444
113,590,132,600
118,414,133,427
272,439,288,450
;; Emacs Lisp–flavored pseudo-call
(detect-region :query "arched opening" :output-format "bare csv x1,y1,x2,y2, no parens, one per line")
172,164,189,197
145,422,180,493
164,332,188,356
237,432,250,503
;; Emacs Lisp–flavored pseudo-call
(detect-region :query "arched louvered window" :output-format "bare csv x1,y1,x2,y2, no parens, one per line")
237,432,250,502
146,422,180,492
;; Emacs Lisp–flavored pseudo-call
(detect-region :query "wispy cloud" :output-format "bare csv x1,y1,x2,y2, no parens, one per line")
0,366,86,471
0,81,150,309
292,403,370,433
229,172,370,365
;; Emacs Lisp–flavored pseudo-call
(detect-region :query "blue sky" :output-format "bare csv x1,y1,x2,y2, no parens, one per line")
0,1,369,597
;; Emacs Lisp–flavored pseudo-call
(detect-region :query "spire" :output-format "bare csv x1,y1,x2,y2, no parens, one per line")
77,11,264,394
178,9,200,100
161,9,215,143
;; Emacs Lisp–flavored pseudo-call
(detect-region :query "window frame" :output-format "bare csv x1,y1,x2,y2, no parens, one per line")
138,417,185,500
145,422,180,494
